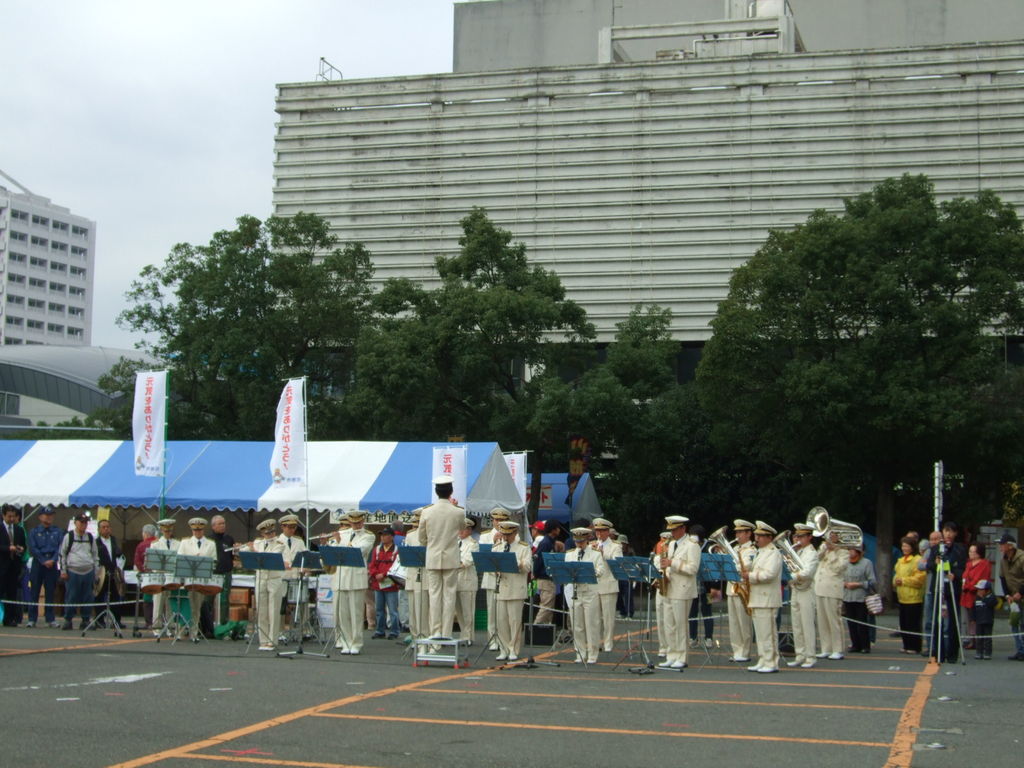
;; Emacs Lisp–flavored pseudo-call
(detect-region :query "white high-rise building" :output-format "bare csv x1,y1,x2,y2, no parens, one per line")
0,170,95,347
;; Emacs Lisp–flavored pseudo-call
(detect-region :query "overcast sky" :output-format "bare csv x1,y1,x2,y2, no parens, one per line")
0,1,455,348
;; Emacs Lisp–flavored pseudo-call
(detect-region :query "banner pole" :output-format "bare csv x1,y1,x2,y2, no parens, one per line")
303,376,310,543
160,370,169,518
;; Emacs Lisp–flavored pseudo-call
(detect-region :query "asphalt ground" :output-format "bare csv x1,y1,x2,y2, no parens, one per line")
0,613,1019,768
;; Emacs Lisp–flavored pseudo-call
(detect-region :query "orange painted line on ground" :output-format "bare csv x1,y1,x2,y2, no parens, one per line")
313,712,891,748
495,672,913,691
0,637,150,656
417,687,902,712
568,660,923,676
177,755,379,768
106,669,486,768
884,660,939,768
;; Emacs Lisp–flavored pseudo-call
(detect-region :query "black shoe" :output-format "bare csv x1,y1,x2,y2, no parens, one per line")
859,648,871,654
371,633,385,639
62,622,73,631
1011,652,1024,660
387,634,398,639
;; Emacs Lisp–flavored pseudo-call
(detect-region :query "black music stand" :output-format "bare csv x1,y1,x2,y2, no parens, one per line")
279,550,326,659
471,548,533,667
317,546,365,656
607,557,645,667
238,549,285,655
173,555,216,645
547,556,597,669
626,556,682,675
145,549,182,642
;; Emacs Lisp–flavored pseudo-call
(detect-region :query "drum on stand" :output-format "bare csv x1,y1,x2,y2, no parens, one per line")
140,572,166,595
185,575,224,596
285,579,309,603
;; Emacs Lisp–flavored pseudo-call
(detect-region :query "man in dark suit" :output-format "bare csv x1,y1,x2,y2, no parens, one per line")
1,504,28,625
95,519,123,627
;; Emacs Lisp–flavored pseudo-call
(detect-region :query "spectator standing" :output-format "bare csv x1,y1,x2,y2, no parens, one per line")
26,506,64,628
59,514,98,630
842,545,876,654
1,504,28,625
972,579,996,660
533,521,559,624
960,543,992,651
368,527,401,639
998,533,1024,661
210,515,235,626
133,523,158,629
95,519,123,628
892,537,925,653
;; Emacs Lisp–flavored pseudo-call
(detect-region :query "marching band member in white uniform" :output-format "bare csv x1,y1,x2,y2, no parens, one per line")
246,518,286,651
492,520,532,661
480,508,509,650
403,510,427,638
151,518,180,636
178,517,217,642
786,523,820,669
568,527,607,664
727,519,756,662
745,520,783,673
814,520,848,660
277,514,308,637
591,518,623,652
658,515,700,670
454,518,480,644
328,511,375,654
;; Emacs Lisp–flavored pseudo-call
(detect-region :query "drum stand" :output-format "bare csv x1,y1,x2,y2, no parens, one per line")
278,571,327,659
156,590,189,644
82,574,123,638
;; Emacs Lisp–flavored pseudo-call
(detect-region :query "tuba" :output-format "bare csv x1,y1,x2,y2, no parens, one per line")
708,526,751,615
808,507,862,549
772,530,808,581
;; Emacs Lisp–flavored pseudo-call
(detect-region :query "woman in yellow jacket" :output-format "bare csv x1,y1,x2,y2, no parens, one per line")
893,537,926,653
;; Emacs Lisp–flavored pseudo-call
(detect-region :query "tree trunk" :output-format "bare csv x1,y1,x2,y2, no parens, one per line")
875,482,895,601
528,456,543,524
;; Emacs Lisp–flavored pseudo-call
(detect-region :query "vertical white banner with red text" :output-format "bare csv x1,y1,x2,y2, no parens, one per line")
431,444,468,507
132,370,167,477
270,378,307,487
503,451,528,505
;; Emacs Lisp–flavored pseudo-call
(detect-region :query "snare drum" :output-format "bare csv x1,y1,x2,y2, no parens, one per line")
139,572,166,595
163,576,184,592
185,575,224,596
286,580,309,603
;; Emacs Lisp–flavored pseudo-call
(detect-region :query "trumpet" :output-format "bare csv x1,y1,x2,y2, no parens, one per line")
708,525,751,615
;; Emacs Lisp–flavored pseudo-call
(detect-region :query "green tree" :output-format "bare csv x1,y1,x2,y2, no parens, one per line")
344,208,596,511
696,174,1024,587
114,213,374,439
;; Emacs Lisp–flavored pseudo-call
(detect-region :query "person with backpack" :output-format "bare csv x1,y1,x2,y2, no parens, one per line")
59,513,98,630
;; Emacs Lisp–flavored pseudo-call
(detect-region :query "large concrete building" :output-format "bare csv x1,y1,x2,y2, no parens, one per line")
273,0,1024,343
0,170,96,347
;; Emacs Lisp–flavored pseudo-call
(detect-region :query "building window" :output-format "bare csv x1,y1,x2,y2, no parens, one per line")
68,306,84,317
26,319,43,330
29,256,47,268
10,231,27,242
52,220,69,232
46,323,64,333
30,235,48,247
7,273,25,284
27,298,44,309
9,252,26,263
11,209,28,221
50,241,68,253
69,286,85,297
67,327,83,338
3,338,23,346
70,266,86,277
28,277,46,289
70,245,88,257
48,281,66,292
6,295,24,305
31,214,50,226
71,225,89,237
48,302,65,313
50,261,67,272
5,316,24,326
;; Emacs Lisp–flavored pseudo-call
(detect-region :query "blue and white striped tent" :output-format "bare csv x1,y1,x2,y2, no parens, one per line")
0,440,524,518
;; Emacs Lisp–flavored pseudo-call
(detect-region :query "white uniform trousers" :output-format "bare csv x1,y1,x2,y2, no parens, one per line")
255,576,286,647
152,590,172,631
663,597,693,665
333,589,365,652
751,606,780,670
187,591,205,638
598,592,618,651
790,589,817,663
727,594,753,660
816,595,843,655
495,598,524,658
426,567,459,639
655,592,667,654
569,592,602,663
454,589,476,642
408,586,428,638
